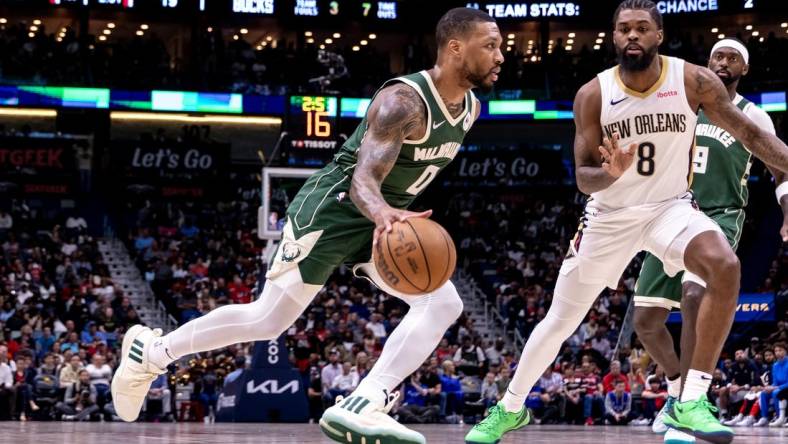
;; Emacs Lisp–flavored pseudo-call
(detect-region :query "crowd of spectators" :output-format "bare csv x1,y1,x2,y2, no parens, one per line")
1,18,786,99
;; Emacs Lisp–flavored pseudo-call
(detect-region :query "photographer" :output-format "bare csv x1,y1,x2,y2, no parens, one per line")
56,369,98,421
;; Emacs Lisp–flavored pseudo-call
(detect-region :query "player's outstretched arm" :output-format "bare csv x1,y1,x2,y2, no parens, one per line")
349,83,431,244
573,79,634,195
688,64,788,173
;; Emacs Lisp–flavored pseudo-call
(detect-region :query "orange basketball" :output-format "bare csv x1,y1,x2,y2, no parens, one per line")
373,217,457,295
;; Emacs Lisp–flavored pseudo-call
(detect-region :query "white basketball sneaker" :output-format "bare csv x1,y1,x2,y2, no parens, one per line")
664,427,696,443
722,413,743,426
652,396,677,434
320,391,425,444
110,325,167,421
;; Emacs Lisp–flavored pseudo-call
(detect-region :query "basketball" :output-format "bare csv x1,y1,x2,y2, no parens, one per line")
373,217,457,295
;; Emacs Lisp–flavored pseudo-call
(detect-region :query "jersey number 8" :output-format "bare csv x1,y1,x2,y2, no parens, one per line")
636,142,655,176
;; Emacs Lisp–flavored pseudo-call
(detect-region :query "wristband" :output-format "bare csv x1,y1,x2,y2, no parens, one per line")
777,182,788,204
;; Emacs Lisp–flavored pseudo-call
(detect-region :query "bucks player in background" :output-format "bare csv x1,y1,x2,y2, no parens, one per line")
633,39,788,443
110,8,503,444
467,2,788,444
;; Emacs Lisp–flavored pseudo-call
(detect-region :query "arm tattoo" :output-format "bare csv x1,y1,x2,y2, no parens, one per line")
349,84,426,220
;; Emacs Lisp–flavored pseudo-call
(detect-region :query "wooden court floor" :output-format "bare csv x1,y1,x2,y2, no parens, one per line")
2,422,787,443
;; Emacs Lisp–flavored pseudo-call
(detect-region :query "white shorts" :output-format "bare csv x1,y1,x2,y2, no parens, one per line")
566,193,722,289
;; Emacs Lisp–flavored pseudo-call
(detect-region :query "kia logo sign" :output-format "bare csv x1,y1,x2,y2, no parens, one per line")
246,379,300,394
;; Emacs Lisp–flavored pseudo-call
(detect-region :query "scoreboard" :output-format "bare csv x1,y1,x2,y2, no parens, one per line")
280,95,342,167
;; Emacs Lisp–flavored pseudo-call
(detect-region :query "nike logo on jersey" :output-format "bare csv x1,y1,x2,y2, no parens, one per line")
610,97,628,106
432,120,446,129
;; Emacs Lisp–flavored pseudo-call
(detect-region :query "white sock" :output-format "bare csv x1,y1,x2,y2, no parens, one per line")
667,375,682,398
501,264,604,413
354,281,463,408
148,335,177,370
501,388,526,413
681,369,712,402
779,400,787,418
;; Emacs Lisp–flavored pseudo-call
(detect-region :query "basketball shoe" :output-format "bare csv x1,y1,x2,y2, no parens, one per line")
319,391,425,444
664,428,696,443
652,395,677,433
464,402,531,444
110,325,168,421
662,395,733,444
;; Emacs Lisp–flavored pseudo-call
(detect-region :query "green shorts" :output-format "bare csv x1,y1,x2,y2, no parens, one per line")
633,207,744,310
266,163,375,286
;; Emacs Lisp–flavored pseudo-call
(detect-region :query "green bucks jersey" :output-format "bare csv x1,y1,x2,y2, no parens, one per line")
334,71,477,209
691,95,763,211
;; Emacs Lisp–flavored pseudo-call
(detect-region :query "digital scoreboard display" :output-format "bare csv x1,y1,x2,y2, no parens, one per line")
283,96,340,167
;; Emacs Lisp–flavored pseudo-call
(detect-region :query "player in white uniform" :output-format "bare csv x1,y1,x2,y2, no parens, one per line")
466,2,788,444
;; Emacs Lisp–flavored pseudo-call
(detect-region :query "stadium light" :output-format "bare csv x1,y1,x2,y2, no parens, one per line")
759,37,764,42
110,112,281,125
136,30,144,36
30,25,38,31
745,25,752,30
108,23,115,29
266,36,273,41
0,19,6,24
325,38,333,44
782,23,787,28
528,39,534,44
319,44,325,49
27,32,34,38
506,46,512,52
98,35,107,41
369,33,377,39
507,33,515,39
593,44,600,50
56,37,62,42
360,39,368,45
233,35,239,40
256,45,262,50
567,39,574,44
711,27,718,33
307,38,314,43
305,31,312,36
507,39,514,46
718,33,725,39
333,32,341,38
531,55,537,62
752,31,759,36
598,32,605,37
595,38,603,44
140,24,149,30
352,46,360,51
0,108,56,117
207,27,213,32
33,19,41,25
566,45,573,50
103,29,111,35
240,28,248,34
568,32,575,38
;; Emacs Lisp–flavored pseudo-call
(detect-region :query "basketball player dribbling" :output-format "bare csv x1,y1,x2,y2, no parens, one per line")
467,1,788,444
111,8,503,444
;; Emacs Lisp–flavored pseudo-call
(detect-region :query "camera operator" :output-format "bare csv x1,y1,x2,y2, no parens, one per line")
56,369,98,421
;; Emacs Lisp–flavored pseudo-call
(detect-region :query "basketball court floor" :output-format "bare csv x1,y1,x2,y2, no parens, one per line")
6,422,787,443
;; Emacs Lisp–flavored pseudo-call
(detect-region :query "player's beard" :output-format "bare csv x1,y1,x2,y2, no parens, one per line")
464,65,495,93
616,43,658,72
718,72,740,86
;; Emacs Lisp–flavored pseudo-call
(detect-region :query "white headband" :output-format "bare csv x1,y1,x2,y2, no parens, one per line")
711,39,749,64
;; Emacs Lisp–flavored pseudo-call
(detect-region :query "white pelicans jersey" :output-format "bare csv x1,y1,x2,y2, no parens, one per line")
592,55,698,209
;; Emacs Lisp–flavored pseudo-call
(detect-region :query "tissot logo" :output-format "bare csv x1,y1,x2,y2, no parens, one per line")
246,379,300,394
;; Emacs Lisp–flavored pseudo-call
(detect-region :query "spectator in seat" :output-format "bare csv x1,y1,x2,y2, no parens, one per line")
604,381,633,425
440,360,464,422
12,355,38,420
85,353,112,406
480,372,499,410
536,366,565,423
578,361,604,425
59,354,83,389
640,375,668,422
38,353,58,377
485,338,506,367
142,374,172,420
35,327,55,359
603,360,630,394
419,362,443,414
56,369,98,421
321,349,342,402
562,365,584,424
758,342,788,426
0,348,13,420
454,336,486,377
307,366,323,422
330,362,358,400
719,349,757,419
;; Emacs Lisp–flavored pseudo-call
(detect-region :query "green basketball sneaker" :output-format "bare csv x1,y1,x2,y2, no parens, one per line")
465,402,531,444
662,395,733,444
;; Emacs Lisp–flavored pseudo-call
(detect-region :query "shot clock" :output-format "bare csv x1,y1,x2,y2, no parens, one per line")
281,95,342,167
